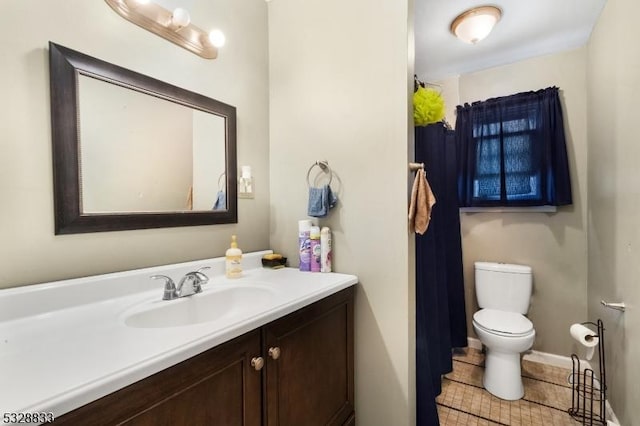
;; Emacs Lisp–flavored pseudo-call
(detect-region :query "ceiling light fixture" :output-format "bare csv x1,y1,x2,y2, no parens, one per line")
450,5,502,45
105,0,225,59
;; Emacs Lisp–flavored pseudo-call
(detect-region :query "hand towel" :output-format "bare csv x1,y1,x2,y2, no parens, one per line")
408,169,436,235
212,190,226,210
308,185,338,217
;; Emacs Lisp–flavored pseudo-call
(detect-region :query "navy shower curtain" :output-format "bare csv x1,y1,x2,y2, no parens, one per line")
415,123,467,425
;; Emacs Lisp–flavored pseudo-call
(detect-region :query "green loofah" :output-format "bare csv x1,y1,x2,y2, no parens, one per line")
413,86,445,126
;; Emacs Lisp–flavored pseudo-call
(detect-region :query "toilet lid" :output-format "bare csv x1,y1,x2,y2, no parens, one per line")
473,309,533,336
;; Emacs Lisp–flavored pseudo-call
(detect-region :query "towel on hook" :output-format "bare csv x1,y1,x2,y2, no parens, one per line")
408,169,436,234
308,185,338,217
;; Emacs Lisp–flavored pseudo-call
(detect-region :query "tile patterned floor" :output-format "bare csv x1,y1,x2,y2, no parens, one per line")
436,348,596,425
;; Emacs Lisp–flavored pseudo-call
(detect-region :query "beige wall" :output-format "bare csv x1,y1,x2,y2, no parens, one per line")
440,48,590,356
267,0,415,424
0,0,270,288
438,75,460,128
587,0,640,423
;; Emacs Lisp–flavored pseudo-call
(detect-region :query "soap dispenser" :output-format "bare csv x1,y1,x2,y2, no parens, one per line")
225,235,243,278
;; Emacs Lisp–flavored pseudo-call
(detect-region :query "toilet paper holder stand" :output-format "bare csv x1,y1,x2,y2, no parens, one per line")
568,319,607,425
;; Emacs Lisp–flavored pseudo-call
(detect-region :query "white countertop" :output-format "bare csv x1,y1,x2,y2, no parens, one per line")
0,251,357,422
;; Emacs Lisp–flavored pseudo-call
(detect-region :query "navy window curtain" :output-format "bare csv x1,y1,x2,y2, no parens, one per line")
415,123,467,425
455,87,572,207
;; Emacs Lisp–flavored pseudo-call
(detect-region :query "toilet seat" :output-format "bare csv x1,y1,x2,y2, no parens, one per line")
473,309,533,337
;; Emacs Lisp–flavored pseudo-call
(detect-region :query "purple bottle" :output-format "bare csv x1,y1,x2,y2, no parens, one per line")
298,220,312,271
310,226,321,272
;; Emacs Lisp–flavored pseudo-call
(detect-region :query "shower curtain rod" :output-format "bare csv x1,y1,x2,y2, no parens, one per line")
414,75,442,88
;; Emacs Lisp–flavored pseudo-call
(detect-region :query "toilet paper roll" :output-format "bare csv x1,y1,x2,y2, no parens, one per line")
570,323,599,360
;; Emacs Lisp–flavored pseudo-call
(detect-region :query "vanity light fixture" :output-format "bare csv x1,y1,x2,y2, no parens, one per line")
450,5,502,44
105,0,226,59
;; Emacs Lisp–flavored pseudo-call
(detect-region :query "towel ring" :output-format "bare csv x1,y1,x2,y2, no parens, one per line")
306,161,333,188
217,172,226,191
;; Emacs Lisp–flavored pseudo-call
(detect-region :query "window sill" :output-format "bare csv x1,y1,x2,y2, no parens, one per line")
459,206,557,213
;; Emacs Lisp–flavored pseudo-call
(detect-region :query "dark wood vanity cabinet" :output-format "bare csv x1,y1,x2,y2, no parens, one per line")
263,287,355,426
55,329,263,426
55,287,354,426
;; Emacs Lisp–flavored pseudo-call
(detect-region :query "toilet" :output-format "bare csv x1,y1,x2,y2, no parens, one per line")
472,261,535,400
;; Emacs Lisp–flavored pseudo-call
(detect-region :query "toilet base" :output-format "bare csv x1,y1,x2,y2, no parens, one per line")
483,348,524,400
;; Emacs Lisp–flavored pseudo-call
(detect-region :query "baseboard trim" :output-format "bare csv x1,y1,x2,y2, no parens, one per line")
465,337,620,424
606,401,621,425
467,337,483,351
523,348,578,370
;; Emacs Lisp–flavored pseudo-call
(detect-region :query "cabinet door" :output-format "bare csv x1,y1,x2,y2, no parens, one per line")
55,330,262,426
263,287,354,426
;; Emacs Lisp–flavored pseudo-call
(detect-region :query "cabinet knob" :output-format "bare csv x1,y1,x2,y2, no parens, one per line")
268,346,281,360
251,356,264,371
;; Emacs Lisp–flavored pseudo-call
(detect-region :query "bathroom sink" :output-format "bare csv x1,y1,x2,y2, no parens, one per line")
124,285,276,328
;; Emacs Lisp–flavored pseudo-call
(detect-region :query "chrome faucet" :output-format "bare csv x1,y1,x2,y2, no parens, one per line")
151,267,211,300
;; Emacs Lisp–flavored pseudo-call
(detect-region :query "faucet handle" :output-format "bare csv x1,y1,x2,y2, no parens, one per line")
193,266,211,283
151,275,178,300
186,267,211,294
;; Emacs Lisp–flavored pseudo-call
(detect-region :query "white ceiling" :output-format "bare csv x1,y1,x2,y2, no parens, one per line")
415,0,607,81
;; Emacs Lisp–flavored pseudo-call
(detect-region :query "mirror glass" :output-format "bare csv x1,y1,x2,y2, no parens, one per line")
78,75,226,213
49,42,237,234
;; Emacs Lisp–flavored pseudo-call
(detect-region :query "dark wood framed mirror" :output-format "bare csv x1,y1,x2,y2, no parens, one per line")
49,42,237,234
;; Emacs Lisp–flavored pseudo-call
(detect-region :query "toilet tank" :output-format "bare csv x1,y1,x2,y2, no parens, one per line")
475,262,532,314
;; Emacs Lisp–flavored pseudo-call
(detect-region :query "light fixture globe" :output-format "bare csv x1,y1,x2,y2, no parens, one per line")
208,29,226,48
451,6,502,44
171,7,191,29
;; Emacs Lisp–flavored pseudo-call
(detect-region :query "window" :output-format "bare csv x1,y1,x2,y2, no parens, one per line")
474,117,540,202
455,87,572,208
